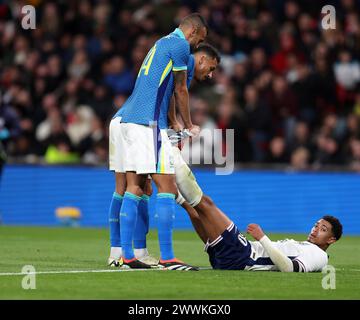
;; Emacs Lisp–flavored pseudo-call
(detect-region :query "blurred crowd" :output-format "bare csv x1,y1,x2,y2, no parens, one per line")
1,0,360,171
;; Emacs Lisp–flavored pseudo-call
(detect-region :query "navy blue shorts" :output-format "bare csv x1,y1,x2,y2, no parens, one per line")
205,222,252,270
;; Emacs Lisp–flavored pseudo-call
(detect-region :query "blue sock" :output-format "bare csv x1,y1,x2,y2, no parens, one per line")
109,192,123,248
155,193,176,261
120,192,141,260
134,195,150,249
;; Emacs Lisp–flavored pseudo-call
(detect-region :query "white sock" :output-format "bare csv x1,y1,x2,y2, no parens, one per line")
134,248,148,259
176,192,185,205
110,247,122,259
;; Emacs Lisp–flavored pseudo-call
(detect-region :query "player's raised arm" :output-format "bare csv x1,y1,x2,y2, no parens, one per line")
247,224,296,272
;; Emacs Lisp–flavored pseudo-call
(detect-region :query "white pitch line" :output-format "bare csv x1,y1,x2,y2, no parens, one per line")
1,267,357,276
349,269,360,272
0,268,164,276
331,268,360,273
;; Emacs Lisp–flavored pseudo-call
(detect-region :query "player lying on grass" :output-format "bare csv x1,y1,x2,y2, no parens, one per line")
187,205,342,271
167,131,343,271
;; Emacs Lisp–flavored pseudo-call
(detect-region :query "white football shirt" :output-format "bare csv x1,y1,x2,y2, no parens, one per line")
245,239,328,272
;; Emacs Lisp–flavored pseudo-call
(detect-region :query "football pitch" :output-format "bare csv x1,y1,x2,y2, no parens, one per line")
0,226,359,300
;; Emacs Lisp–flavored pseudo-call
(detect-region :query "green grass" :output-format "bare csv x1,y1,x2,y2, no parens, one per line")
0,226,359,300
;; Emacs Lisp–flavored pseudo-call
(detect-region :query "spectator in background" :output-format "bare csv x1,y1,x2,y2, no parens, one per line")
334,50,360,91
347,137,360,172
353,92,360,116
319,113,346,143
67,50,90,80
34,93,75,162
66,105,95,147
61,78,81,116
283,0,300,25
231,61,249,105
334,50,360,113
41,2,61,37
289,147,310,171
267,75,298,139
218,37,236,77
78,115,105,158
312,113,347,167
0,91,21,175
103,55,135,95
44,138,80,164
2,0,360,170
88,84,116,122
311,56,338,120
215,90,251,163
248,47,268,80
243,84,272,162
253,69,273,96
266,136,289,164
314,134,343,167
270,30,304,75
344,113,360,140
83,138,108,165
290,63,317,125
287,121,315,158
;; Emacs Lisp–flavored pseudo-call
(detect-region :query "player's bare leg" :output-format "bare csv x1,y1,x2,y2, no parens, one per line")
125,171,147,196
180,196,232,242
151,173,177,194
172,146,232,242
115,172,126,195
181,201,208,243
193,196,232,242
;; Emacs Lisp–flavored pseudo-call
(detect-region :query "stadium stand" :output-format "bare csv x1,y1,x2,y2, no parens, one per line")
1,0,360,171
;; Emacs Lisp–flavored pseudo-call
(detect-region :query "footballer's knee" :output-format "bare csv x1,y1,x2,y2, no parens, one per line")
183,202,201,221
162,180,177,195
202,195,215,208
125,172,147,196
196,195,215,215
153,175,177,195
115,181,126,196
126,185,144,197
115,186,125,196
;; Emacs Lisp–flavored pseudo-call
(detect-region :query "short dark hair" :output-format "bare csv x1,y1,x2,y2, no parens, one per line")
180,13,209,35
322,215,343,240
193,43,221,63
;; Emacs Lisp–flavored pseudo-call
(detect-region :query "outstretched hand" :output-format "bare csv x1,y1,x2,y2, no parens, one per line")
247,223,265,241
188,125,200,138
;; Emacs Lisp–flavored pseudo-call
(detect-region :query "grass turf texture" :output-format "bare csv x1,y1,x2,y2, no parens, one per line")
0,226,359,300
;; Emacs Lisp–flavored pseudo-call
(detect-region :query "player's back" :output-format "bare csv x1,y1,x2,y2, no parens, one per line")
114,29,190,127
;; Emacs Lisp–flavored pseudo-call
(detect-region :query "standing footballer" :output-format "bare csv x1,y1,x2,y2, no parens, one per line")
108,13,208,269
